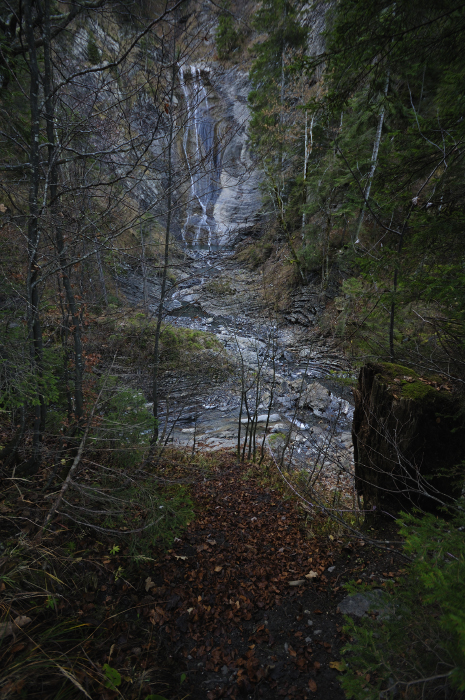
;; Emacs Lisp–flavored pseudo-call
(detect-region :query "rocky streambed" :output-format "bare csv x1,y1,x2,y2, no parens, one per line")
119,246,357,502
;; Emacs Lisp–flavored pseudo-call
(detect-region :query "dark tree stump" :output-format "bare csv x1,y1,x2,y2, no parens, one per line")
352,363,464,517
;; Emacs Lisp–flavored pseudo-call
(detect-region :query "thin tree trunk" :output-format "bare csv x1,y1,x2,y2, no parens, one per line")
140,217,149,312
24,0,45,467
151,50,176,446
43,0,84,423
301,111,314,233
389,224,406,359
95,234,108,308
354,74,389,242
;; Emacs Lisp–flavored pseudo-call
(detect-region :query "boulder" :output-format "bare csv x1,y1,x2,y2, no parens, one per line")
338,590,392,620
299,382,331,411
352,363,464,515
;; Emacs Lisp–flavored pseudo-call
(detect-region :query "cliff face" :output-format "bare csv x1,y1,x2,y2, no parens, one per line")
352,363,464,516
61,0,330,251
177,62,263,248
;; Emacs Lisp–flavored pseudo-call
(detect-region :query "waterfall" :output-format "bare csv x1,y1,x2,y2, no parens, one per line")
179,65,222,249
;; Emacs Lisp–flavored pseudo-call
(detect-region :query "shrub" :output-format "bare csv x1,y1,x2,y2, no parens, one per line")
340,508,465,699
93,376,154,468
87,35,100,64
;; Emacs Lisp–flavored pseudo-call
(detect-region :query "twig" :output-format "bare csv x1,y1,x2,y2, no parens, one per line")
36,355,116,540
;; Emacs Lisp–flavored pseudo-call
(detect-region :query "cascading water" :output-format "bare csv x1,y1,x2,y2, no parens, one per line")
179,65,222,249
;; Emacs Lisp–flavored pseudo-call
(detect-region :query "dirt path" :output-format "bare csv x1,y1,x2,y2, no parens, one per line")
144,455,358,700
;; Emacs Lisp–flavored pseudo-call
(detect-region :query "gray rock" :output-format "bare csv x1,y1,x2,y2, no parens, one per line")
270,423,287,433
240,413,280,424
339,431,352,447
165,298,182,311
338,589,391,619
180,293,199,303
299,382,331,411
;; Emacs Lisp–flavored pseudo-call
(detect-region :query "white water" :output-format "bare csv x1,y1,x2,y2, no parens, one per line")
179,65,221,248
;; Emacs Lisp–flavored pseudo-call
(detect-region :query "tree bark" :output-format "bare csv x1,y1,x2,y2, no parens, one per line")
151,47,176,446
352,363,464,518
24,0,45,468
43,0,84,423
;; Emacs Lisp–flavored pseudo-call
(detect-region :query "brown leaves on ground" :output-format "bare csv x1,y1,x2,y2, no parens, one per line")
138,455,343,699
0,450,360,700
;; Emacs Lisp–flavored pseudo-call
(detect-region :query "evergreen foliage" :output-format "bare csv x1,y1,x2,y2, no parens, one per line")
341,509,465,699
288,0,465,368
215,2,241,60
87,34,101,64
248,0,307,135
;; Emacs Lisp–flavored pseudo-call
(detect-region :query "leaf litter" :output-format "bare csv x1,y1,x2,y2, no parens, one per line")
0,449,404,699
143,455,349,700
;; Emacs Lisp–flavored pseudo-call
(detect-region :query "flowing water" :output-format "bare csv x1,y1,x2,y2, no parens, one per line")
179,65,222,248
124,62,356,494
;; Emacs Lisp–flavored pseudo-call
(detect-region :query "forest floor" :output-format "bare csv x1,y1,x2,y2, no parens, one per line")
0,450,405,700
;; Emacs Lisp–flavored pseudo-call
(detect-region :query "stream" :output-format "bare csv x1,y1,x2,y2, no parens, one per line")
121,63,356,498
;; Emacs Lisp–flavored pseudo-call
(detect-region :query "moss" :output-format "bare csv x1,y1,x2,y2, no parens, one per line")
375,362,456,407
400,380,436,402
268,432,286,443
377,362,418,380
87,35,100,65
204,279,236,296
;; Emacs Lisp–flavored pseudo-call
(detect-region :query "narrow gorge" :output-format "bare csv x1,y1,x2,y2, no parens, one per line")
1,1,464,698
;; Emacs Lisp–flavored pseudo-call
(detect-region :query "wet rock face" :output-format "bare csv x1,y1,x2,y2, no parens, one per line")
178,63,263,248
352,363,465,516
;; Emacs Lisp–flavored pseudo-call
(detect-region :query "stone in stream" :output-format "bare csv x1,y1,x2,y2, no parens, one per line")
240,414,281,424
270,423,288,433
299,382,331,411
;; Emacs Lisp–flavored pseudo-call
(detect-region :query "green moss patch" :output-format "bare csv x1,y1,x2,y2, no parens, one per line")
375,362,455,407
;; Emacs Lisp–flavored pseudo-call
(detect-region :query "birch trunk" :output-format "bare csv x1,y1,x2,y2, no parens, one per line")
354,74,389,241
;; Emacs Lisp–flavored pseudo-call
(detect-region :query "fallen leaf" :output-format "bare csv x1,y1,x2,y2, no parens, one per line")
206,539,217,545
214,565,223,572
305,571,318,579
308,678,317,692
330,660,346,672
313,661,321,670
145,577,156,592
